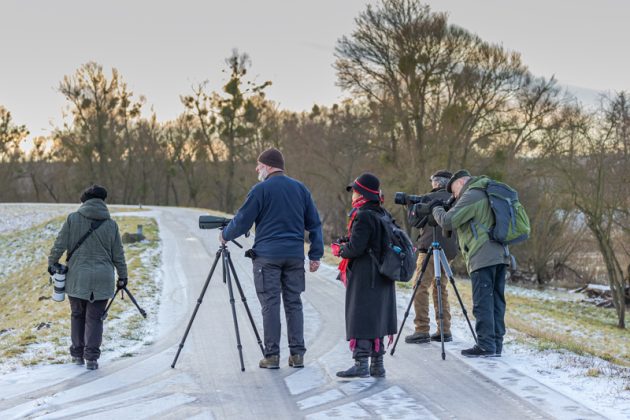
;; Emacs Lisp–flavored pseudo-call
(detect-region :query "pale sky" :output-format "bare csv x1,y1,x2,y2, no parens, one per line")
1,0,628,139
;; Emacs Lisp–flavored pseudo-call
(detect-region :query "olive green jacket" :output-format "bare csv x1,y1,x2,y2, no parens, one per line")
432,176,510,273
48,199,127,301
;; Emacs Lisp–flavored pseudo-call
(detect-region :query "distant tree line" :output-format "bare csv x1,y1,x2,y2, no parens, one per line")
1,0,627,327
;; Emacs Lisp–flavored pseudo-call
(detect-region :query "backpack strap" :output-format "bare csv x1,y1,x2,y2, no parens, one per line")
66,219,107,263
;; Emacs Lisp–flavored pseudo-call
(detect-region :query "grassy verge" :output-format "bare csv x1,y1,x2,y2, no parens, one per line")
414,277,630,367
0,215,160,371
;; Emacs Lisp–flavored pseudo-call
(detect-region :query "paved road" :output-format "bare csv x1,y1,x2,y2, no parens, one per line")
0,207,604,419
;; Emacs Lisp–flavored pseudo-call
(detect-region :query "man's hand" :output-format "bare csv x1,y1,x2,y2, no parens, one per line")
117,278,128,288
428,199,445,211
219,231,227,245
309,260,321,272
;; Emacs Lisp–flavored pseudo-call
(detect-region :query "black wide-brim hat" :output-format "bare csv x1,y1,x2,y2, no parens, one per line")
346,172,381,201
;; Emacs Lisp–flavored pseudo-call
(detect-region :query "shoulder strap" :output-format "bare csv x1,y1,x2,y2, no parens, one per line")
66,219,107,263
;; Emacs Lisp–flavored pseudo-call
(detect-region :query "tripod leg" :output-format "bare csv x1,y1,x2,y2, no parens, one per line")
121,286,147,318
438,250,478,344
171,249,222,368
391,253,432,356
223,249,246,372
100,289,120,321
433,248,446,361
227,255,265,356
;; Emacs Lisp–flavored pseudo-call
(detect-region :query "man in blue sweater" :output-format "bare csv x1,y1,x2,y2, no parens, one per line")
221,148,324,369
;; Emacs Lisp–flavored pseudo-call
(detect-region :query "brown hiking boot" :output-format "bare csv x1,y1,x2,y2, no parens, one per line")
259,355,280,369
288,354,304,368
405,331,430,344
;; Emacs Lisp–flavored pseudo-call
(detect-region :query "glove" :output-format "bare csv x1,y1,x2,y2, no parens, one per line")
117,278,128,288
47,264,57,275
331,242,342,257
428,199,445,211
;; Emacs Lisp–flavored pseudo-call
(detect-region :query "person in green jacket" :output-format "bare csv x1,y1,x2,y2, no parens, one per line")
431,170,510,358
48,185,128,370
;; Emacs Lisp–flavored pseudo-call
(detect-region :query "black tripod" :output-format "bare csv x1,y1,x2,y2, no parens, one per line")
101,286,147,321
391,227,477,360
171,239,264,371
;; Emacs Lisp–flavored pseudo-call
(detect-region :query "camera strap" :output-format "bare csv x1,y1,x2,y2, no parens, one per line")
66,219,106,263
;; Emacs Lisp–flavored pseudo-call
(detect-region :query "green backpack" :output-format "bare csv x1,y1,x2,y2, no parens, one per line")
479,180,531,246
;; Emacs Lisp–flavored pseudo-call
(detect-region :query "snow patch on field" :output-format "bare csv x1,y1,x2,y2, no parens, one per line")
0,203,75,234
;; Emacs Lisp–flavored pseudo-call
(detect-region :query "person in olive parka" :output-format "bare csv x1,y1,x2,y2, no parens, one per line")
48,184,128,370
331,173,397,378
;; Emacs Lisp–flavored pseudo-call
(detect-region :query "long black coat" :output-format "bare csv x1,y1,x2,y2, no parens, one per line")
339,203,398,340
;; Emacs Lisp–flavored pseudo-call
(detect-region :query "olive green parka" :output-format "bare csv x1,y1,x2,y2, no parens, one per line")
48,199,127,301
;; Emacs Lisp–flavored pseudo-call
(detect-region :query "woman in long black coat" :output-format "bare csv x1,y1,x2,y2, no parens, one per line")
331,172,397,378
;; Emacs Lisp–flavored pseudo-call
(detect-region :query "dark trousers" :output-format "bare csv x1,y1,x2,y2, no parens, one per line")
352,338,385,359
69,296,108,361
470,264,507,353
253,258,306,357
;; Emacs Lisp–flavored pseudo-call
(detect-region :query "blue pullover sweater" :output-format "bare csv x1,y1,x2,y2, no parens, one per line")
222,173,324,261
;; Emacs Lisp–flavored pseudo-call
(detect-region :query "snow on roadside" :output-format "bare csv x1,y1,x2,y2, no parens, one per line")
396,282,630,419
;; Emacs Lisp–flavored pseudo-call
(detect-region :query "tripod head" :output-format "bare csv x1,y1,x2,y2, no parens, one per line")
199,215,245,248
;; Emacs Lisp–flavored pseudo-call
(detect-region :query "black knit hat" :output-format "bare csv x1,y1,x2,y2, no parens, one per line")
80,184,108,203
346,172,381,202
446,169,472,193
257,148,285,170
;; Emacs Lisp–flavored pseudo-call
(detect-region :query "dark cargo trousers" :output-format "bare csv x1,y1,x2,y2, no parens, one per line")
69,296,108,361
470,264,507,354
253,257,306,357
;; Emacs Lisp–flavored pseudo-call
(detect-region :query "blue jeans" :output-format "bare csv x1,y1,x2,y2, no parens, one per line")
470,264,507,353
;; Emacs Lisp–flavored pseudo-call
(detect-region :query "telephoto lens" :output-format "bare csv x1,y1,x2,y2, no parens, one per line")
51,264,69,302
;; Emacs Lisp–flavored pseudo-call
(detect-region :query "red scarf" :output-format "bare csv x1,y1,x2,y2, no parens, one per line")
337,196,369,286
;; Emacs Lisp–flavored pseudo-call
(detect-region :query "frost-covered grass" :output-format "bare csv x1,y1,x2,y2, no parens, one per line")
0,211,161,373
399,274,629,367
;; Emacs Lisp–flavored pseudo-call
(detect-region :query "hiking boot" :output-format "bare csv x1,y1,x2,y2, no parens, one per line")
461,345,494,358
259,355,280,369
288,354,304,368
71,356,84,365
86,360,98,370
336,357,369,378
405,332,430,344
369,355,386,378
430,332,453,342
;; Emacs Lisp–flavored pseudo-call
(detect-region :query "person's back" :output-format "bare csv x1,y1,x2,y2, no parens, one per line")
48,184,127,370
247,174,321,260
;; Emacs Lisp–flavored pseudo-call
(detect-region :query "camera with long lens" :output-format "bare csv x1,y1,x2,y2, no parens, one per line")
394,192,426,206
395,192,455,229
199,215,232,229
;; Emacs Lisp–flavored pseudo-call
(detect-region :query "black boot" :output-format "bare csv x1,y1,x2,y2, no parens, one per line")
336,357,369,378
369,355,386,378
